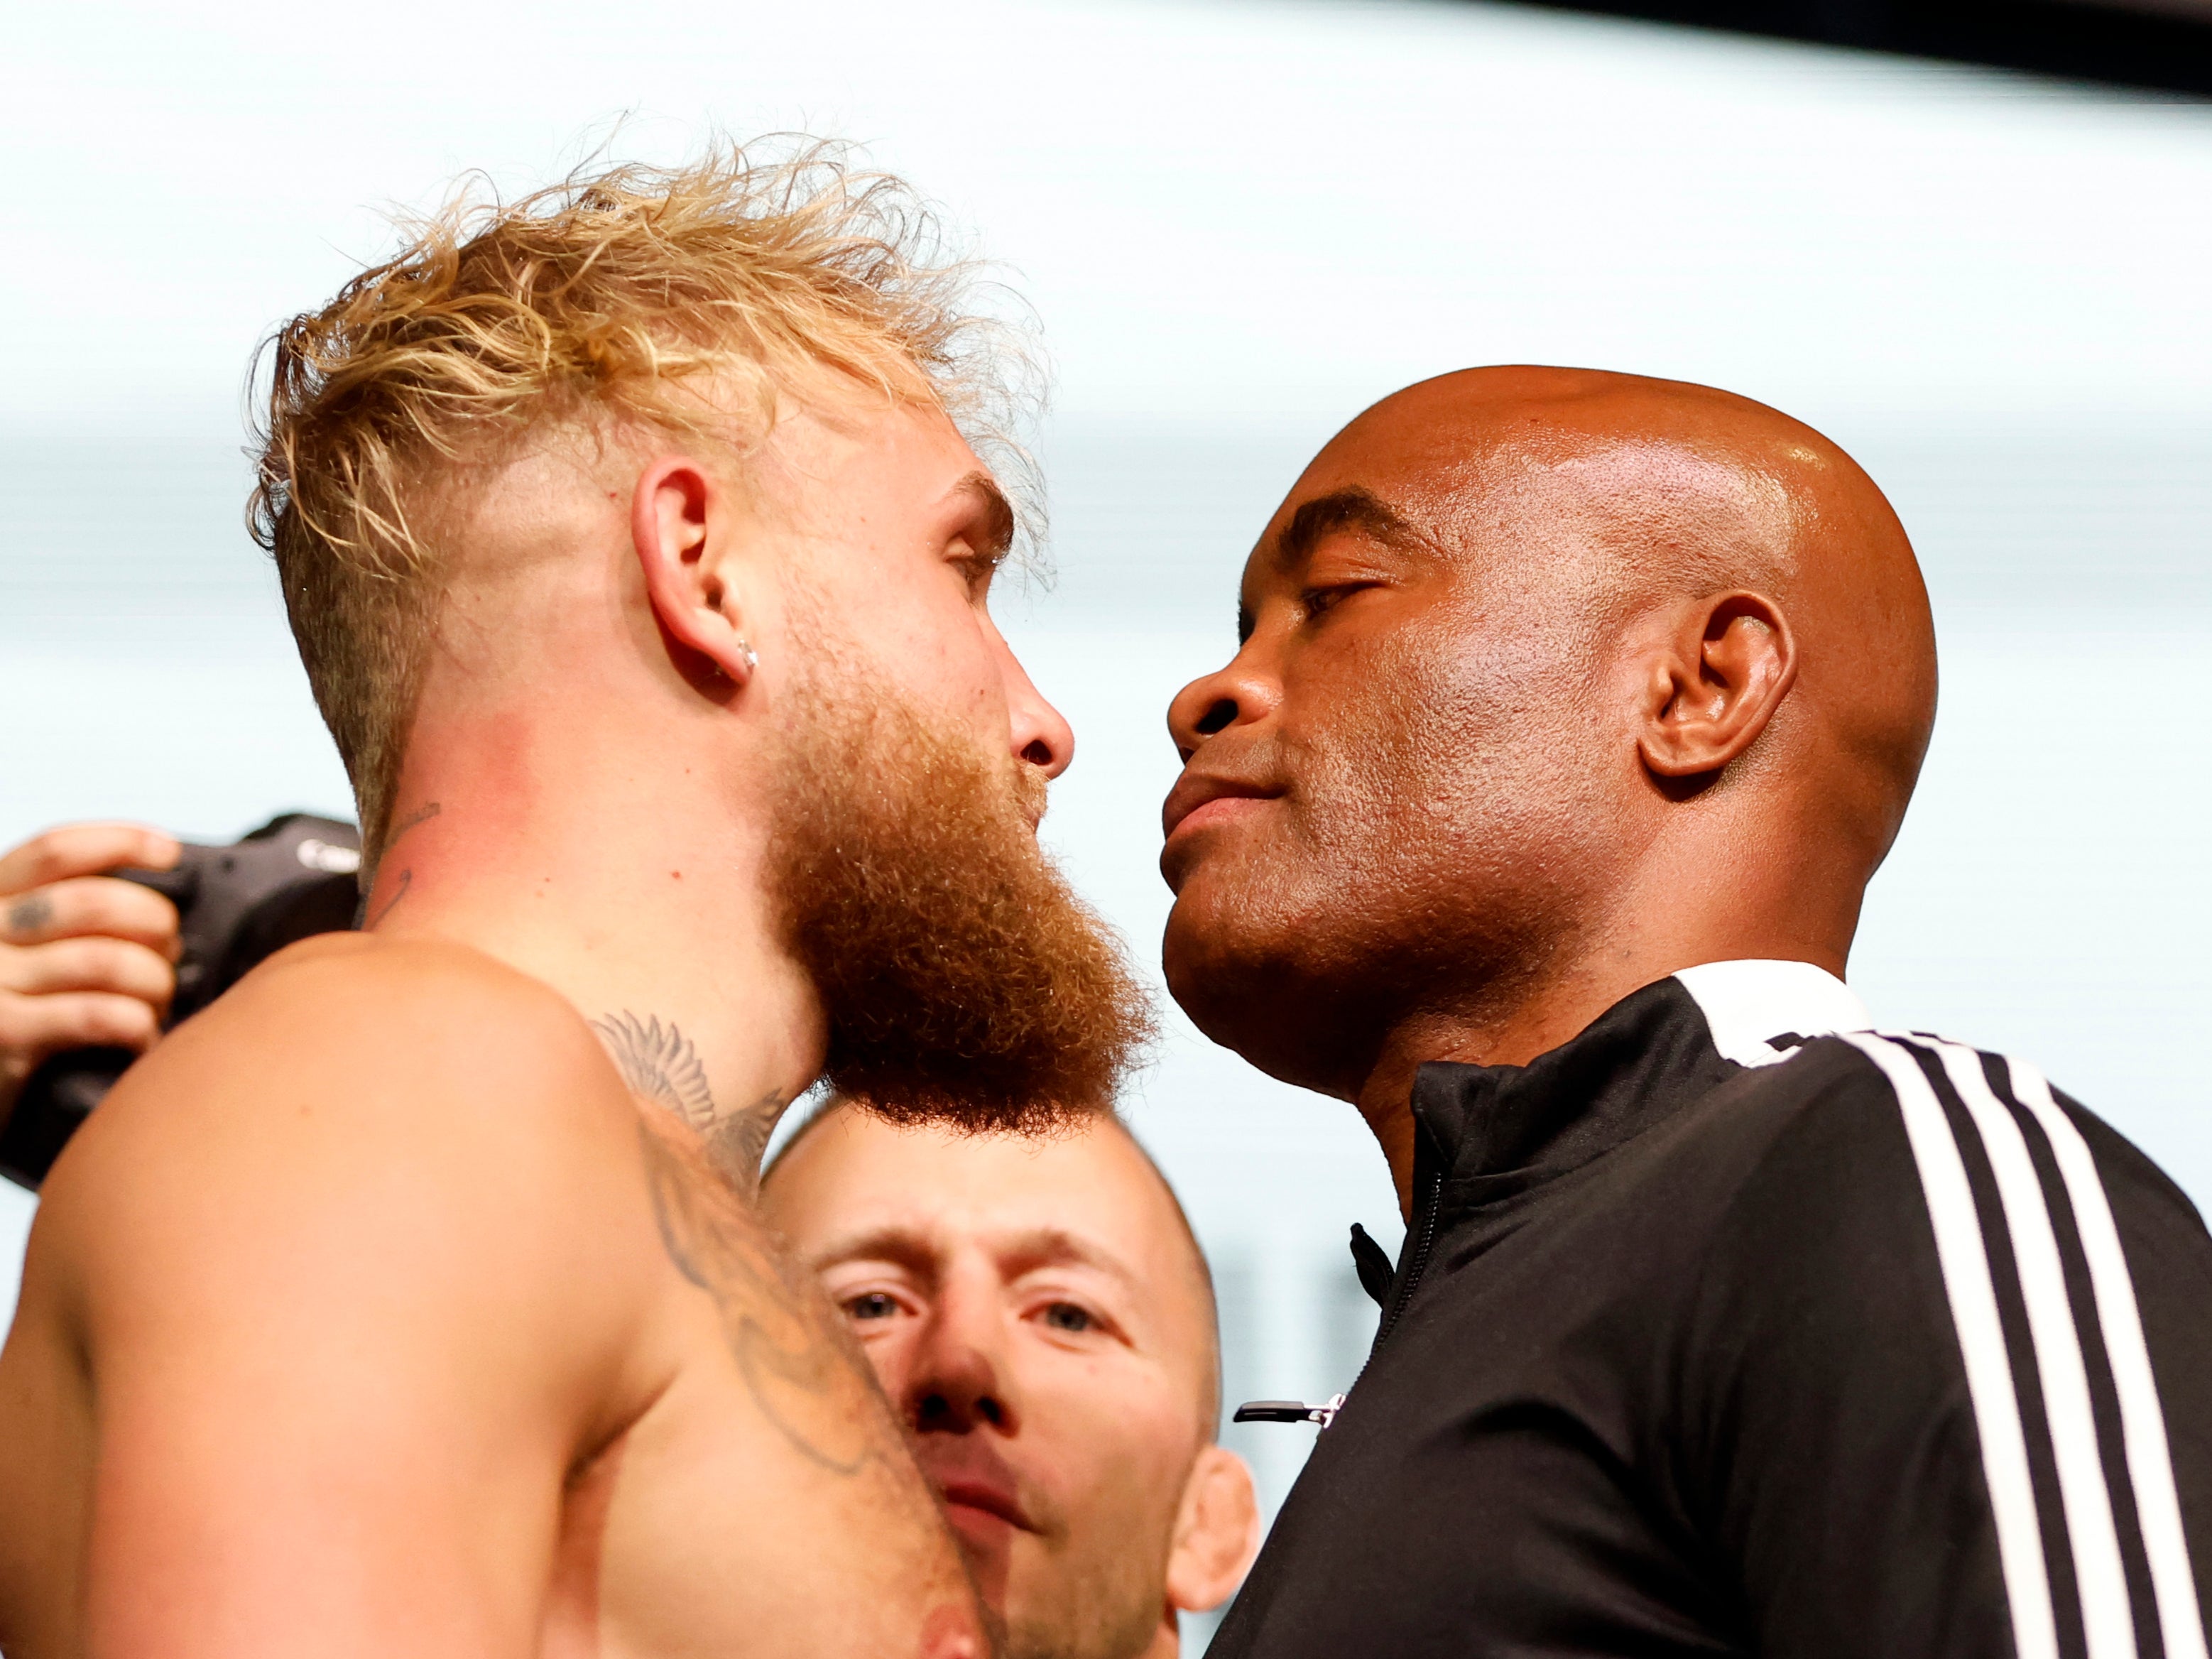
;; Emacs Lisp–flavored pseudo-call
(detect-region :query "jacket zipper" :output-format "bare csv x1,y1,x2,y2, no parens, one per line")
1373,1165,1443,1353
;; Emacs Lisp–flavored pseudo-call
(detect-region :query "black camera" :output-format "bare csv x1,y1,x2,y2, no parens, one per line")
0,812,364,1190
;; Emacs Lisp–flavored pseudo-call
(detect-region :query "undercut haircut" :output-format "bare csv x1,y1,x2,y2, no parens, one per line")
249,138,1041,871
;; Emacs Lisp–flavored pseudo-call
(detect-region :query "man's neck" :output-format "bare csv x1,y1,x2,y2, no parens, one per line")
1135,1611,1179,1659
361,722,824,1193
1353,988,1605,1219
1353,891,1852,1217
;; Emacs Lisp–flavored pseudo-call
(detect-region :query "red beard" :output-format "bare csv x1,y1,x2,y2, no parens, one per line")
766,671,1154,1133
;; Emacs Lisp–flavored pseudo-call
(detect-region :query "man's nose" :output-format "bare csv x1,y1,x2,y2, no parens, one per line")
905,1287,1020,1436
1010,690,1074,780
1167,648,1279,763
992,619,1075,780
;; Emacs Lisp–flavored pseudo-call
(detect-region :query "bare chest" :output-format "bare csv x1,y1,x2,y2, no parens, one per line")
540,1138,981,1659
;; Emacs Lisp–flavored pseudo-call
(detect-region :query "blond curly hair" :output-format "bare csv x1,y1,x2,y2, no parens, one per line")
249,138,1040,871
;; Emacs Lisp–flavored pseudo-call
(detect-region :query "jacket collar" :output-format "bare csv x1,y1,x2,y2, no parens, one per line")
1409,959,1873,1192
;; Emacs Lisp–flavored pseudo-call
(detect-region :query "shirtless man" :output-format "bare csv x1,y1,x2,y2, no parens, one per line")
0,872,1255,1659
0,146,1149,1658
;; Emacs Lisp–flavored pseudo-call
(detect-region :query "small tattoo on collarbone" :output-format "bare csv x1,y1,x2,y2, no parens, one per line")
592,1011,718,1130
6,893,55,936
634,1121,876,1477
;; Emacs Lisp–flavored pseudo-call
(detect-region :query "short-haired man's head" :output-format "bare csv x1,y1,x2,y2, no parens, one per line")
758,1100,1255,1659
764,1095,1223,1428
249,139,1035,869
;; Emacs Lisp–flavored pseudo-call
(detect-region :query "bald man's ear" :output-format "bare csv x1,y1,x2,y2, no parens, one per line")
1635,591,1798,783
1164,1445,1261,1616
632,454,758,690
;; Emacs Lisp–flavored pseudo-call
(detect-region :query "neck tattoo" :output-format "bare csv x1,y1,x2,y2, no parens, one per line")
591,1009,786,1194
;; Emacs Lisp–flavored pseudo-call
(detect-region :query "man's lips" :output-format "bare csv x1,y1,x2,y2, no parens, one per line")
1161,774,1280,842
917,1438,1038,1535
935,1478,1036,1533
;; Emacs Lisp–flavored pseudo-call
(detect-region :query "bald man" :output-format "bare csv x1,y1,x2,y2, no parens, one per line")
1162,368,2212,1658
759,1104,1258,1659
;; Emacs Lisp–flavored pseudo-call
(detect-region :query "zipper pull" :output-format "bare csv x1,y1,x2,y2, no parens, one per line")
1233,1393,1348,1429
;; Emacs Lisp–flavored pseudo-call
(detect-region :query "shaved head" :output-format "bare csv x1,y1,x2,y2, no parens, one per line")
1162,365,1936,1126
758,1102,1251,1659
765,1098,1219,1409
1326,366,1936,849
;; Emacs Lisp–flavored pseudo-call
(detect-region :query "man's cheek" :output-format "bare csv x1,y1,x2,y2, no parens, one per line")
855,1332,918,1403
1045,1383,1179,1492
899,621,1010,736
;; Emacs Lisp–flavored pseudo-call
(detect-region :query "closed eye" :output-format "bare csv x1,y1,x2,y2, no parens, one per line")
954,542,1007,600
1300,580,1380,622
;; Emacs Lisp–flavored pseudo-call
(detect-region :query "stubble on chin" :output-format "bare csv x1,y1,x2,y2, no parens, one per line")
998,1524,1167,1659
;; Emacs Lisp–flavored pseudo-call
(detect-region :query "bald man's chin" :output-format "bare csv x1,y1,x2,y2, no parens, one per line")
1162,883,1293,1051
942,1503,1018,1598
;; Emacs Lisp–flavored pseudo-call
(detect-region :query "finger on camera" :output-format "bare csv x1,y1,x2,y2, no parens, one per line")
0,822,180,898
0,876,182,952
0,989,161,1062
0,936,175,1007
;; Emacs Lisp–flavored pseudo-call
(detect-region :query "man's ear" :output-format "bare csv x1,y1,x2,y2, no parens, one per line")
1163,1445,1261,1616
1636,589,1797,780
631,455,757,687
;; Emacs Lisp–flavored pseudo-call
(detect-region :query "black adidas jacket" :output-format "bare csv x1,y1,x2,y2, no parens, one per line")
1209,960,2212,1659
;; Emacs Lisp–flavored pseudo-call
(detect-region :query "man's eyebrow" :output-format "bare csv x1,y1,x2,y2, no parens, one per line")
805,1225,939,1279
993,1226,1140,1290
807,1222,1138,1290
949,471,1016,563
1238,485,1432,642
1270,485,1431,572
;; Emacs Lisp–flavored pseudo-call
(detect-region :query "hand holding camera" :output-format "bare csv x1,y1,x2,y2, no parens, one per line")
0,823,184,1129
0,815,361,1187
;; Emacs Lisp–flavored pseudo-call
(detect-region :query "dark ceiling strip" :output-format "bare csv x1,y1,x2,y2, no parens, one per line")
1488,0,2212,97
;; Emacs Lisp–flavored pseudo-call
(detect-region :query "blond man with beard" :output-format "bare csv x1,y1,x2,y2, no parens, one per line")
0,147,1150,1659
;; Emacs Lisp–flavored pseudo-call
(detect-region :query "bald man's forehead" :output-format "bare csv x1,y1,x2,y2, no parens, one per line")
1540,441,1799,568
764,1111,1213,1310
1278,402,1816,598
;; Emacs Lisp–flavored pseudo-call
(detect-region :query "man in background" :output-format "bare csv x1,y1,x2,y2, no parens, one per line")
765,1101,1257,1659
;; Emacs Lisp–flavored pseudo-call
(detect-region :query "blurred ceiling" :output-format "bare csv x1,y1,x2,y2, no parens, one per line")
1507,0,2212,93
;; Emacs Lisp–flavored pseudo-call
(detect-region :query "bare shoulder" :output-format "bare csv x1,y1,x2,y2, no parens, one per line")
29,934,656,1367
187,930,611,1090
65,932,629,1173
